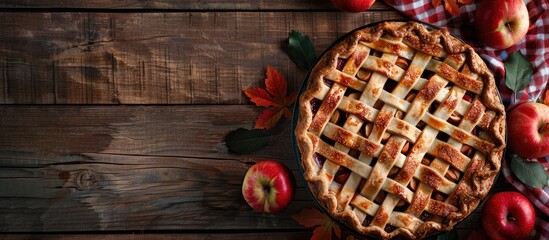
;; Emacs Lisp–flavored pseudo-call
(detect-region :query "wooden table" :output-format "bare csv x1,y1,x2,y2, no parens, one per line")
0,1,512,239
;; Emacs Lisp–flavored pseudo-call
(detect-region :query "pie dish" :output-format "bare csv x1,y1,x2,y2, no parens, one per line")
294,21,506,239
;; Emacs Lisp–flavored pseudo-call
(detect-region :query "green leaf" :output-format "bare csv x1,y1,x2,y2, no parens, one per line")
288,30,316,70
510,153,549,188
224,128,275,154
437,229,458,240
505,51,534,93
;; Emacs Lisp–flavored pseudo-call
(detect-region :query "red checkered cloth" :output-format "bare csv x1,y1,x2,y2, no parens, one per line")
382,0,549,238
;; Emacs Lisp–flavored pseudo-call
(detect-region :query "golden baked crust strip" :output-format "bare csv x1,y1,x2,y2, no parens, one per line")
296,21,506,239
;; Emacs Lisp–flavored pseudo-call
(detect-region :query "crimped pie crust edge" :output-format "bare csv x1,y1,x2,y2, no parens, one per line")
295,21,506,240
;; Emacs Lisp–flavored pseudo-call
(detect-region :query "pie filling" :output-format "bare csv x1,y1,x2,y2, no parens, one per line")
296,21,506,239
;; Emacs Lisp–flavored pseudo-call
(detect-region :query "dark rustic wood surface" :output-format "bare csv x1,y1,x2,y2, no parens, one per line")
0,1,510,239
0,1,391,10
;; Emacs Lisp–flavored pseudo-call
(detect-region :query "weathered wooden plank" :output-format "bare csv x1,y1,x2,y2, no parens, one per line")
0,105,294,232
0,152,314,232
0,105,311,232
0,104,309,231
0,105,295,160
0,1,391,10
1,232,313,240
0,11,405,104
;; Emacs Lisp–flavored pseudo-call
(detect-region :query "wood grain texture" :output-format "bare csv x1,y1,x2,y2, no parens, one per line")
1,232,313,240
0,105,293,159
0,0,390,10
0,11,404,104
0,105,309,232
0,152,313,232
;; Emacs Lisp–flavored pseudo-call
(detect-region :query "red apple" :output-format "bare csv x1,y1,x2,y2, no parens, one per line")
481,191,536,240
475,0,529,49
507,102,549,159
241,160,295,213
331,0,376,13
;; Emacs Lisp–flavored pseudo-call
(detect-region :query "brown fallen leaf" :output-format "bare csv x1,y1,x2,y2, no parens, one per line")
292,208,342,240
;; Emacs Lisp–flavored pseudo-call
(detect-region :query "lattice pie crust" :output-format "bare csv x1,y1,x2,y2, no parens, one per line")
295,21,506,239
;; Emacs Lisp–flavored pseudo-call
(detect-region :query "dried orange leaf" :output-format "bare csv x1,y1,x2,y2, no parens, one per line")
444,0,460,16
312,225,333,240
244,66,297,129
255,108,285,129
432,0,442,7
283,107,292,119
293,208,341,240
544,90,549,106
243,88,278,108
458,0,473,4
265,65,288,99
292,208,327,227
285,91,297,107
332,223,341,238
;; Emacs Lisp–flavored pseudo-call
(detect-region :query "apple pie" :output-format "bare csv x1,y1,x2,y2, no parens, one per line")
295,21,506,239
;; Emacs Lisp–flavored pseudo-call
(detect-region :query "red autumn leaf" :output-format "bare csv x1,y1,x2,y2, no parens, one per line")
255,108,285,129
433,0,473,16
244,66,297,129
266,66,288,100
292,208,327,227
331,222,342,239
444,0,460,16
312,225,333,240
243,88,279,108
285,91,298,109
292,208,342,240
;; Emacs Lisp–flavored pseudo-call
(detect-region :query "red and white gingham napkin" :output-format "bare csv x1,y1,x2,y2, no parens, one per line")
382,0,549,238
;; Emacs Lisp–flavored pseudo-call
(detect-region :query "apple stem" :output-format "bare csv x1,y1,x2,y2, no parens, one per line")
540,122,549,134
507,215,516,222
506,22,513,33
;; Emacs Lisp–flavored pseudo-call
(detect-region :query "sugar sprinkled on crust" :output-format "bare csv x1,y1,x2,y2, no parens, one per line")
295,21,505,240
